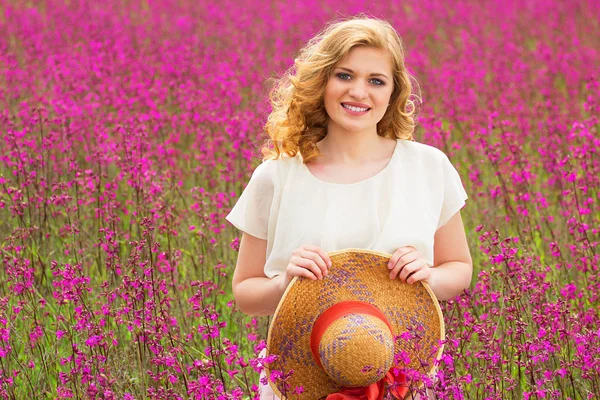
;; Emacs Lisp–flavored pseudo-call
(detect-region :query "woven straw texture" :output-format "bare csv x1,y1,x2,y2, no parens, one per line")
319,313,395,386
265,249,445,400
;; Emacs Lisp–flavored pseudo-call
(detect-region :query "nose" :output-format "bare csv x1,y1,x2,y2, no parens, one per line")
348,80,368,100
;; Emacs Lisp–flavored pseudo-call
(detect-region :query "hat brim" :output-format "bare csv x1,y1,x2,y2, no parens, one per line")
265,248,445,399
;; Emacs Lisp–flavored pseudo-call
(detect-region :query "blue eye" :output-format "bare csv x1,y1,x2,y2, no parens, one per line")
335,73,385,86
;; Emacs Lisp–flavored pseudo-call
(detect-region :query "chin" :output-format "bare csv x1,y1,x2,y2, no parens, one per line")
328,119,363,131
341,122,375,133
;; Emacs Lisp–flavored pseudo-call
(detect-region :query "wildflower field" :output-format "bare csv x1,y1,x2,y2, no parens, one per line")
0,0,599,398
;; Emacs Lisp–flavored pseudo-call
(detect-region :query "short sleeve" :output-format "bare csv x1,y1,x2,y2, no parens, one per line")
225,160,276,240
436,154,468,230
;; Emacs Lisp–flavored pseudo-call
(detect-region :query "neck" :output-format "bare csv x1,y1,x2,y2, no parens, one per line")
318,125,387,163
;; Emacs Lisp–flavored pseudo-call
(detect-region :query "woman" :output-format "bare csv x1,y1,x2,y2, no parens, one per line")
226,16,473,399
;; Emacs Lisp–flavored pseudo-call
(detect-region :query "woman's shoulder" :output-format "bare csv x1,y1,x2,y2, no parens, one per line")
250,153,297,185
256,152,297,171
396,139,448,164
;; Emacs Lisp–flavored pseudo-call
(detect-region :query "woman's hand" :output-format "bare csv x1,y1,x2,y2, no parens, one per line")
388,246,433,285
282,245,332,288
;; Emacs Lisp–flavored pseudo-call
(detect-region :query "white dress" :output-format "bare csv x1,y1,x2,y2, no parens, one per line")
226,139,468,276
226,138,468,399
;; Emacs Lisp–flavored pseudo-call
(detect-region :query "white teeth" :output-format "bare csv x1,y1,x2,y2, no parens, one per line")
342,104,369,112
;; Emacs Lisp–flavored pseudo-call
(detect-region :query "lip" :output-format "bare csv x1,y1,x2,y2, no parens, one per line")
341,102,371,116
341,102,371,109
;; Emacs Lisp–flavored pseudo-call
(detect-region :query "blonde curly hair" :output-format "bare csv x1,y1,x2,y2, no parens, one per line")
261,15,421,163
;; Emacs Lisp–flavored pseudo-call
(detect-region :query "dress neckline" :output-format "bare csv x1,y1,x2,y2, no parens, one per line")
300,140,400,186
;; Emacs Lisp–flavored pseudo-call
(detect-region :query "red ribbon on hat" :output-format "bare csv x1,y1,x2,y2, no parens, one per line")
325,369,408,400
310,301,410,400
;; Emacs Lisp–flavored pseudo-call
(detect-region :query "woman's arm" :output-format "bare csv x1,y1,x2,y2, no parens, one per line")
429,210,473,301
231,232,288,316
231,233,331,316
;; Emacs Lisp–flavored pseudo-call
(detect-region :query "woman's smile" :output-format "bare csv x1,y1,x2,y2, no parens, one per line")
341,103,371,115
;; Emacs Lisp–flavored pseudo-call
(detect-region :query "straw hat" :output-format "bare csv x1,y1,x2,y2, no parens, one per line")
265,249,445,399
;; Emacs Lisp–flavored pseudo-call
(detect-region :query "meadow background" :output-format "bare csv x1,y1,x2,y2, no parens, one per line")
0,0,599,398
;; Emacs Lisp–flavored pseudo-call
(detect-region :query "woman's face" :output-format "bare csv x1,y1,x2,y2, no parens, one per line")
324,46,395,136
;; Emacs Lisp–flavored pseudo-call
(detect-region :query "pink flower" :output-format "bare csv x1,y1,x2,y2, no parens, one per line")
85,335,102,347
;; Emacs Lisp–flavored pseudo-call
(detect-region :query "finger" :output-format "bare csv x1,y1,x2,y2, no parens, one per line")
398,259,427,282
288,265,318,280
290,255,318,278
388,246,416,270
405,267,431,285
303,246,333,269
301,250,328,276
295,257,324,280
389,252,418,279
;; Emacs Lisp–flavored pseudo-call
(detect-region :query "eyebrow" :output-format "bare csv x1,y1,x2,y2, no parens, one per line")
336,67,390,80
